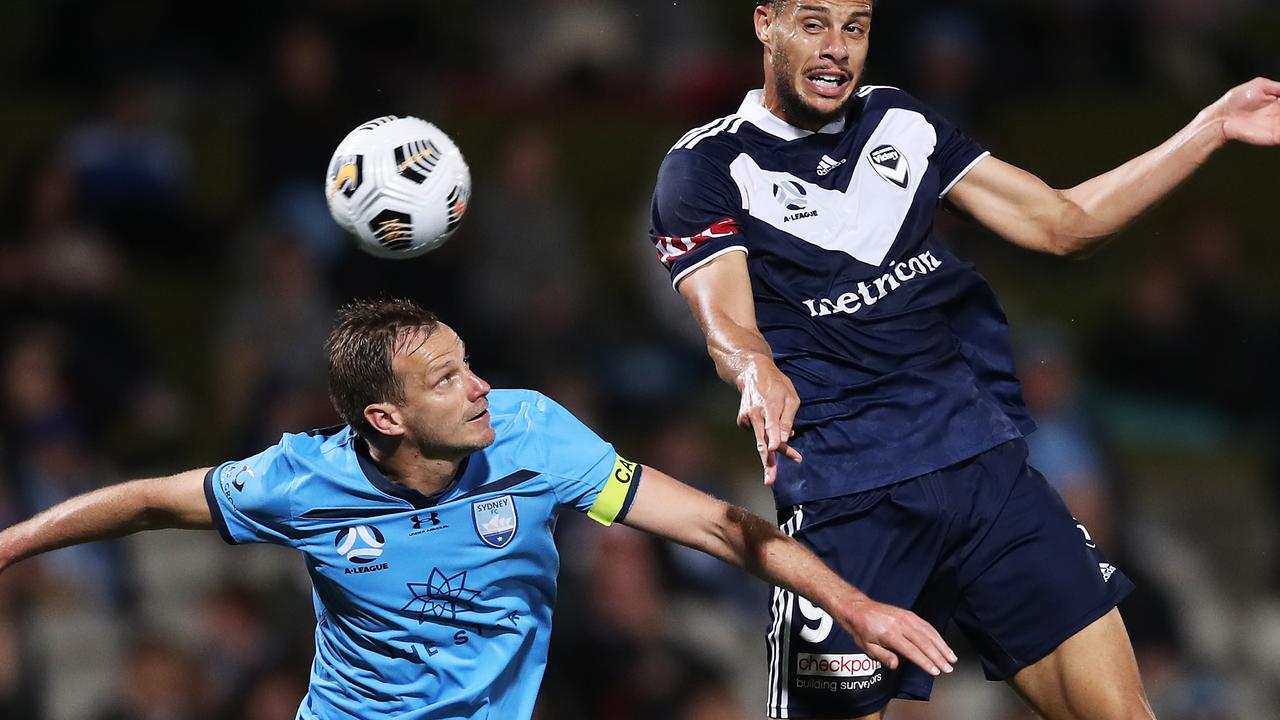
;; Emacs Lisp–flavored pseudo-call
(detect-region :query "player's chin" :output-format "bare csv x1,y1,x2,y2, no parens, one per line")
469,421,496,449
800,88,853,118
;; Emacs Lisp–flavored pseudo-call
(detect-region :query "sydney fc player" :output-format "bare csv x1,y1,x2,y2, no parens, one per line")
648,1,1279,718
0,299,955,720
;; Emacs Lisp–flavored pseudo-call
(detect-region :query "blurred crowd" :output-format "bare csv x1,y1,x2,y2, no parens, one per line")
1,0,1278,718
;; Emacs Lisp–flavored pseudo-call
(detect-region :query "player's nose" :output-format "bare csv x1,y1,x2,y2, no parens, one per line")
467,370,491,400
819,31,850,63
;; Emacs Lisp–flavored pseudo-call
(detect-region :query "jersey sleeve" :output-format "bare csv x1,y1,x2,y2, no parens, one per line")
922,105,990,198
649,149,747,289
527,393,642,526
203,440,299,546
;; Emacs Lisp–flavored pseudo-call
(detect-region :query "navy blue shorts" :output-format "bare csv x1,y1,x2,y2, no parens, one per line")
766,438,1134,719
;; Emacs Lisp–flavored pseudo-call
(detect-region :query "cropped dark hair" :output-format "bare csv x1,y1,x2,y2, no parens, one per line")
326,298,439,437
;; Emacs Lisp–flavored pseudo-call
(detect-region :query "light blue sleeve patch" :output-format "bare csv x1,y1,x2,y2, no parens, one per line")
204,439,299,546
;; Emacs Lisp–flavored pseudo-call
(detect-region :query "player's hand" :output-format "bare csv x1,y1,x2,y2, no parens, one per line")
836,596,957,677
1213,77,1280,146
735,357,802,485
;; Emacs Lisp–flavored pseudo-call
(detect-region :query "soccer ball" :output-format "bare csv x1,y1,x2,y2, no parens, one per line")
325,115,471,259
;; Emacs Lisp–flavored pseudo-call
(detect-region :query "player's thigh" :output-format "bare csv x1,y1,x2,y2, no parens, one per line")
1008,608,1155,720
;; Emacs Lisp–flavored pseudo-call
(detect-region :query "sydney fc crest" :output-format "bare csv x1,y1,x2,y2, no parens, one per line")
868,144,909,189
472,495,518,548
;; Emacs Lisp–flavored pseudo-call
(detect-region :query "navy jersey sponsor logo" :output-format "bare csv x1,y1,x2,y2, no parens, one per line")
800,250,942,317
472,495,518,548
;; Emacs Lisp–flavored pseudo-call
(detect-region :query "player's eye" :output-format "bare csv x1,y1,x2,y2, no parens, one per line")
846,23,865,35
804,21,822,32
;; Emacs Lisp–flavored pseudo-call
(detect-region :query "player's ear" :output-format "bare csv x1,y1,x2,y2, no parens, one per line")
754,5,774,48
364,403,405,437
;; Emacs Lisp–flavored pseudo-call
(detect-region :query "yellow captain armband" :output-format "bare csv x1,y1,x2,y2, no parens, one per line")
587,455,643,526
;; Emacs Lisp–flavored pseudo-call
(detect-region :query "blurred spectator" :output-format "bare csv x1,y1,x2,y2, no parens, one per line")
199,584,288,719
248,20,352,267
462,127,594,382
217,227,337,453
95,638,206,720
62,79,193,261
1020,325,1113,547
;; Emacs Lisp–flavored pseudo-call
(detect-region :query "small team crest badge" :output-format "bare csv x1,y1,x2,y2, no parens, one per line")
472,495,518,548
868,144,910,189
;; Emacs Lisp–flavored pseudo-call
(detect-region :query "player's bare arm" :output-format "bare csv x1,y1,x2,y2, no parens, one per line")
950,77,1280,256
678,252,803,485
622,463,956,677
0,467,213,573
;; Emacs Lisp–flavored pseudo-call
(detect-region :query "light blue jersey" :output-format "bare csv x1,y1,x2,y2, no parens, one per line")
203,389,642,720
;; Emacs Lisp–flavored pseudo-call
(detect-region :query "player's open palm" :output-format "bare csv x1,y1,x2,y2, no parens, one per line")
836,597,956,677
736,358,803,484
1217,77,1280,146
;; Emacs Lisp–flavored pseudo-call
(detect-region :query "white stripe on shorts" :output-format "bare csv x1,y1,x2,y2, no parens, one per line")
768,506,804,718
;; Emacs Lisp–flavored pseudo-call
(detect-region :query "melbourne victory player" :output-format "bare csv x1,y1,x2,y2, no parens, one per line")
0,299,956,720
648,1,1279,718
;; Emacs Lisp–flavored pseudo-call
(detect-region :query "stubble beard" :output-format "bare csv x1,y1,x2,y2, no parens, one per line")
772,51,857,129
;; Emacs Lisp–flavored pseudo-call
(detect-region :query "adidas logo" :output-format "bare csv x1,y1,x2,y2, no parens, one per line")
1098,563,1116,583
816,154,847,176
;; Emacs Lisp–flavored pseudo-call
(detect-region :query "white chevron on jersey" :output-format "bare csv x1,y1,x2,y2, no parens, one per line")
728,108,938,267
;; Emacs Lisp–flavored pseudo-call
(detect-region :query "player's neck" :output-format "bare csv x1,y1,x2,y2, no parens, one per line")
369,441,465,497
761,87,819,133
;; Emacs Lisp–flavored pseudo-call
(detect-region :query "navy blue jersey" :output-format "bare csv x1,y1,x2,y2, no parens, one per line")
650,88,1035,505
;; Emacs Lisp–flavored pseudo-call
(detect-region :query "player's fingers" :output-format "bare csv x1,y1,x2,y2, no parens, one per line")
780,391,801,438
762,400,785,452
864,642,899,671
906,627,954,674
890,634,942,677
911,617,957,664
763,443,779,486
779,441,803,464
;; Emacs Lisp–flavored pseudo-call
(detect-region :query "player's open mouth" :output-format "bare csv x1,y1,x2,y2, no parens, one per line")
804,71,850,98
467,409,489,423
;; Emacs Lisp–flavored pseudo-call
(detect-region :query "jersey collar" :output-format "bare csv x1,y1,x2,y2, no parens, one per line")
353,433,470,509
737,89,847,141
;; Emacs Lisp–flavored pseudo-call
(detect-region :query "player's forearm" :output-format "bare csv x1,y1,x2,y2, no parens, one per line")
708,504,868,610
0,476,206,570
1055,107,1226,253
702,314,777,391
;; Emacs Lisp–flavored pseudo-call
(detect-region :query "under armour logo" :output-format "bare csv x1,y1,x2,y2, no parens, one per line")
411,512,441,530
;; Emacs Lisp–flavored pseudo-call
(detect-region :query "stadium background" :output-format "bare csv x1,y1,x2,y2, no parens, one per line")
0,0,1277,717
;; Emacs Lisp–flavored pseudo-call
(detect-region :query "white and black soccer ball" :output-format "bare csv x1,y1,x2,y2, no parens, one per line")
325,115,471,259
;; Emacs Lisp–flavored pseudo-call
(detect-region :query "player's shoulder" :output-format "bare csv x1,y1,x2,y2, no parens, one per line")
663,110,752,171
485,389,610,472
855,84,924,110
259,424,358,482
487,388,577,433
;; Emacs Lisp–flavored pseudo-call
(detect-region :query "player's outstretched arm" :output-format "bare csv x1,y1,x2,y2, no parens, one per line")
950,77,1280,257
0,468,213,573
678,252,802,485
623,464,956,676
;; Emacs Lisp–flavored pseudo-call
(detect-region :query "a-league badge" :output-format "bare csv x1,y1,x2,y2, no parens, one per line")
472,495,518,548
